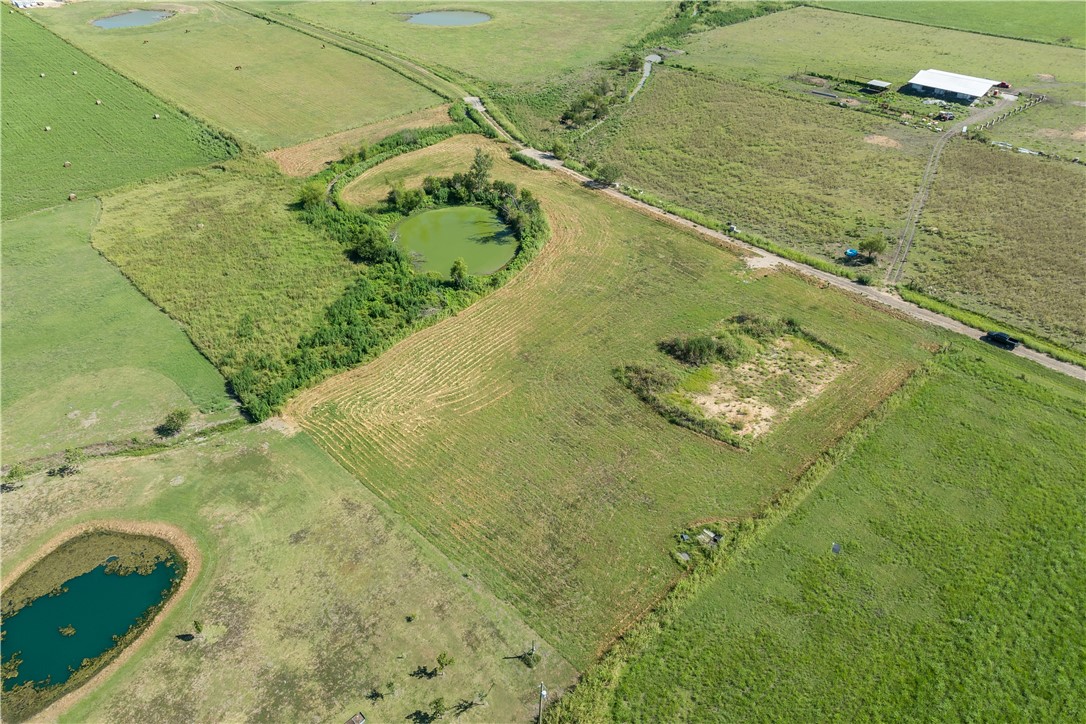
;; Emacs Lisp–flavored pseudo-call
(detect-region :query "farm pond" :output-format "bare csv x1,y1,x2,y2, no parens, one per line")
92,10,173,29
1,531,185,722
406,10,491,26
396,206,515,276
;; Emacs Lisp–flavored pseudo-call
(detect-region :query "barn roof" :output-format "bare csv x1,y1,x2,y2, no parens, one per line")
908,69,998,97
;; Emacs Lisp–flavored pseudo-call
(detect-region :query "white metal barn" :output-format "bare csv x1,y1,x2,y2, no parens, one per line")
907,69,999,102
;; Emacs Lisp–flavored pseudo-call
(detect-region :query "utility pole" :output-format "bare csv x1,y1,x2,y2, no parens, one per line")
537,682,547,724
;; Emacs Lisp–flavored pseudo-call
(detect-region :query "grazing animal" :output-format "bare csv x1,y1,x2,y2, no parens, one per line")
143,40,149,44
234,65,242,71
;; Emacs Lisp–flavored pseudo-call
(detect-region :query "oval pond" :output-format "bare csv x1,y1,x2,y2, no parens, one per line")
406,11,491,26
396,206,515,276
1,531,185,722
2,562,176,690
92,10,174,29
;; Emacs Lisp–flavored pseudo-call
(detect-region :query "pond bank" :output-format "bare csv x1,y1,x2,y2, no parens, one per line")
1,520,201,722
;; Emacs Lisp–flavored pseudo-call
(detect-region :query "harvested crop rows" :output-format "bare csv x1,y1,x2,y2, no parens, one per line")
290,137,937,665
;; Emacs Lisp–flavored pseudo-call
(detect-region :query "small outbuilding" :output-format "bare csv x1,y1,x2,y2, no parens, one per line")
907,69,998,102
866,79,892,93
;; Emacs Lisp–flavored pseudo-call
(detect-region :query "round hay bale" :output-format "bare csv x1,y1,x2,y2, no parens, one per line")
72,70,78,76
40,73,45,78
63,161,72,168
68,193,77,201
196,223,205,230
44,125,51,132
153,113,160,119
96,99,102,105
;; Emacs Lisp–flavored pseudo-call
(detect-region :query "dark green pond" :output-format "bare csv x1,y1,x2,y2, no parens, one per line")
1,561,175,690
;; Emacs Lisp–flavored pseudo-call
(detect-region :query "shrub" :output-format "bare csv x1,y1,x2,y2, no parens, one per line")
592,163,622,186
48,448,86,478
510,151,546,170
156,409,191,437
297,180,325,210
659,330,750,366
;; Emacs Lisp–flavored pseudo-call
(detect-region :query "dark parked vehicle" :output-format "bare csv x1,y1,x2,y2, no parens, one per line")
983,331,1021,350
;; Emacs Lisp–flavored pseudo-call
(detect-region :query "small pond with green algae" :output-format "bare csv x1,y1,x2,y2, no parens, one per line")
396,206,515,276
1,531,184,722
406,11,492,26
92,10,174,30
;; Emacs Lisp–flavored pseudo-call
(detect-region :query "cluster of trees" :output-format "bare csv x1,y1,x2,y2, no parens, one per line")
562,78,618,128
231,152,548,421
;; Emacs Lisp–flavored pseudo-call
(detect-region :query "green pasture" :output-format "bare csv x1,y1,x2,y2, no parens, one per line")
685,6,1086,93
578,67,928,260
1,201,232,463
264,0,671,87
33,2,442,149
397,206,516,276
906,143,1086,351
988,98,1086,158
90,156,361,388
603,346,1086,720
0,10,234,218
292,139,940,666
1,427,576,722
817,1,1086,48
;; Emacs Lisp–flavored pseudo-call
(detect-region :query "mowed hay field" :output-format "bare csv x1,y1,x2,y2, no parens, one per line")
91,156,360,385
266,104,452,177
267,0,672,86
817,1,1086,48
341,134,518,206
579,68,928,258
290,137,939,666
34,2,442,149
601,348,1086,721
906,144,1086,351
1,201,232,462
0,11,234,218
1,426,576,721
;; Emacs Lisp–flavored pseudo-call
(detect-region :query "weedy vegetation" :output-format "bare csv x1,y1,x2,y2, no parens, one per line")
906,143,1086,351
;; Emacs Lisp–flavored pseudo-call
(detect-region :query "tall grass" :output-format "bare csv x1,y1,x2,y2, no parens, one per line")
905,143,1086,351
559,346,1086,720
577,67,926,262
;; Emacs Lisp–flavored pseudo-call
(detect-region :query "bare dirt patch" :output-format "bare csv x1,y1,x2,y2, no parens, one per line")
1035,125,1086,141
265,104,451,177
687,338,847,438
260,416,300,437
864,134,903,149
1035,73,1057,82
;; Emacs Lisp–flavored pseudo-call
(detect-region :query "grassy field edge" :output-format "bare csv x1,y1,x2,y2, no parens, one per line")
809,1,1086,49
898,286,1086,368
545,354,934,721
